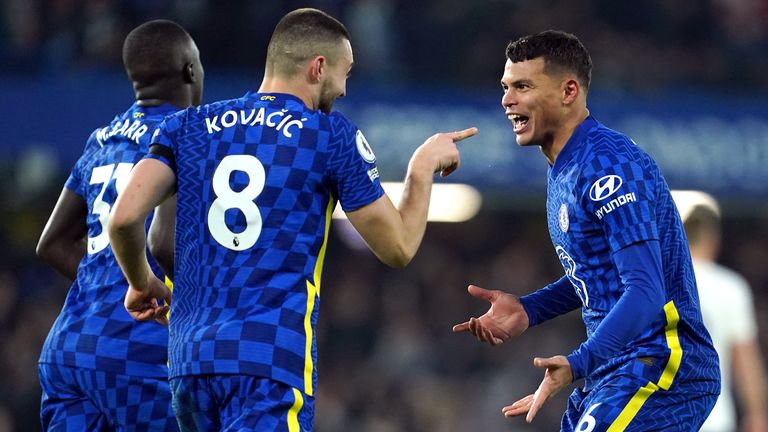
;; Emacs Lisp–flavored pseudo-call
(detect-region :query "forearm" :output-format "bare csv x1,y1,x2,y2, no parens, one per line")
109,219,152,289
567,240,665,380
519,276,582,327
109,158,175,287
394,160,434,261
733,342,768,419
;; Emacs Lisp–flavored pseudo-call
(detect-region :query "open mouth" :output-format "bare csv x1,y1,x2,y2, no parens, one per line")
510,114,529,133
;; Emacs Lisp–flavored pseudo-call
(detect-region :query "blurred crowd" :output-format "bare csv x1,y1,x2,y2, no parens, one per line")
1,173,767,430
1,0,767,91
1,0,768,431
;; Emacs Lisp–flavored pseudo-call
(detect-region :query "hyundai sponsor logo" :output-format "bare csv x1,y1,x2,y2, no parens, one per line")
589,175,623,201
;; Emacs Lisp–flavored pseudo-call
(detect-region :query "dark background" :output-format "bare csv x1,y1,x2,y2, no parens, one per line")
1,1,766,430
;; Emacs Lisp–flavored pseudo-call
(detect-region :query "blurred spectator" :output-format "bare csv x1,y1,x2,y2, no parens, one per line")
1,0,767,90
1,2,767,431
678,193,768,432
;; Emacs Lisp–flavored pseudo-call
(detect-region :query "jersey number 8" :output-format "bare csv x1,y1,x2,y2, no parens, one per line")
207,155,266,251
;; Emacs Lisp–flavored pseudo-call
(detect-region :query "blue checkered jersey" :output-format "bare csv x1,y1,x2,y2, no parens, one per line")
39,103,177,378
547,116,719,393
145,92,384,396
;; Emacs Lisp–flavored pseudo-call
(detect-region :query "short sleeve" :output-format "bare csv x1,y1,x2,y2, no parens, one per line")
326,113,384,212
64,129,100,197
143,110,185,174
579,152,659,252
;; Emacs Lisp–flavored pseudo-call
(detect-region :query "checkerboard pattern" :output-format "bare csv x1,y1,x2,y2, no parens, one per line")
545,116,719,392
39,363,178,431
39,103,175,380
171,375,313,432
148,93,383,395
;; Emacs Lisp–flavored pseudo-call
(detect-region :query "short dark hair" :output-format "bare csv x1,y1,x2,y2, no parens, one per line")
123,19,195,84
683,204,721,247
506,30,592,91
266,8,350,77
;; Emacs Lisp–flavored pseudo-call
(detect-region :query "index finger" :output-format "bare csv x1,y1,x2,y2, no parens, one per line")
526,386,548,423
452,321,471,333
449,127,478,142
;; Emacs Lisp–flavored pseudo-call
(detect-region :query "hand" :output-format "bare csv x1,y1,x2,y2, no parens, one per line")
502,356,573,423
452,285,529,345
412,127,477,177
124,274,172,325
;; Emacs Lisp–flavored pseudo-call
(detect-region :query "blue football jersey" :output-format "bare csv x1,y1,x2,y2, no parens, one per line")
146,92,384,396
547,116,719,393
39,103,178,378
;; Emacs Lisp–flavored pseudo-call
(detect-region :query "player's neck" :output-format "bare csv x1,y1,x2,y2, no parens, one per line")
542,108,590,165
134,86,190,110
258,76,317,111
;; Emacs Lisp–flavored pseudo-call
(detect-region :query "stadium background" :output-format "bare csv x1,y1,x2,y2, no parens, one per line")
1,1,767,430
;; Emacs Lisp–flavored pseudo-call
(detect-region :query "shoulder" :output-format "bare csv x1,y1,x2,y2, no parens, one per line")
580,121,658,178
328,111,358,131
87,127,105,149
586,123,644,160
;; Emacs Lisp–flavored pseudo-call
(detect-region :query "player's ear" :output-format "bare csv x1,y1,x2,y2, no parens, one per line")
308,55,326,84
562,78,580,105
183,62,197,84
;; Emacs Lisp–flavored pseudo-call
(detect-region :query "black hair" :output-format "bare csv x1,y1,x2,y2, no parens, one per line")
122,19,195,84
506,30,592,91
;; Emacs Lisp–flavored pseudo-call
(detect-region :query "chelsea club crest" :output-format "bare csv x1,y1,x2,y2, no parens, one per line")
558,203,569,232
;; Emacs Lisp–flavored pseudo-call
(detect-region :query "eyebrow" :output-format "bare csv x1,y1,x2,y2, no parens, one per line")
501,74,533,86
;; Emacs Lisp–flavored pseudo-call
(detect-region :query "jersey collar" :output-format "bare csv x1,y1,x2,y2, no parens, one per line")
245,92,310,109
550,115,598,178
131,102,180,116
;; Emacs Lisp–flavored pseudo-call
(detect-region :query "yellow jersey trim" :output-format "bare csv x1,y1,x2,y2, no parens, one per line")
164,276,173,322
302,198,335,396
287,387,304,432
607,300,682,431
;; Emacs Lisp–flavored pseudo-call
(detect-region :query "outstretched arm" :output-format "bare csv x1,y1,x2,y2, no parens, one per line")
452,276,580,345
109,158,175,324
452,285,530,345
504,240,666,423
347,127,477,268
36,188,88,281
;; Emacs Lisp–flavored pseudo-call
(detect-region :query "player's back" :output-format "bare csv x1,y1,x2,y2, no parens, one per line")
39,103,176,378
546,117,719,393
150,92,382,394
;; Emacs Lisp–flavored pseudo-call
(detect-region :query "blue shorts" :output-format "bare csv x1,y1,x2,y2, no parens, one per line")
561,368,717,431
170,375,313,432
38,363,178,432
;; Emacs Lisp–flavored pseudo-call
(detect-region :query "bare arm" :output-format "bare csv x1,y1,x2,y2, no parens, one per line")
732,340,768,432
109,158,175,287
346,127,477,268
148,193,176,278
109,158,175,323
36,188,88,281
